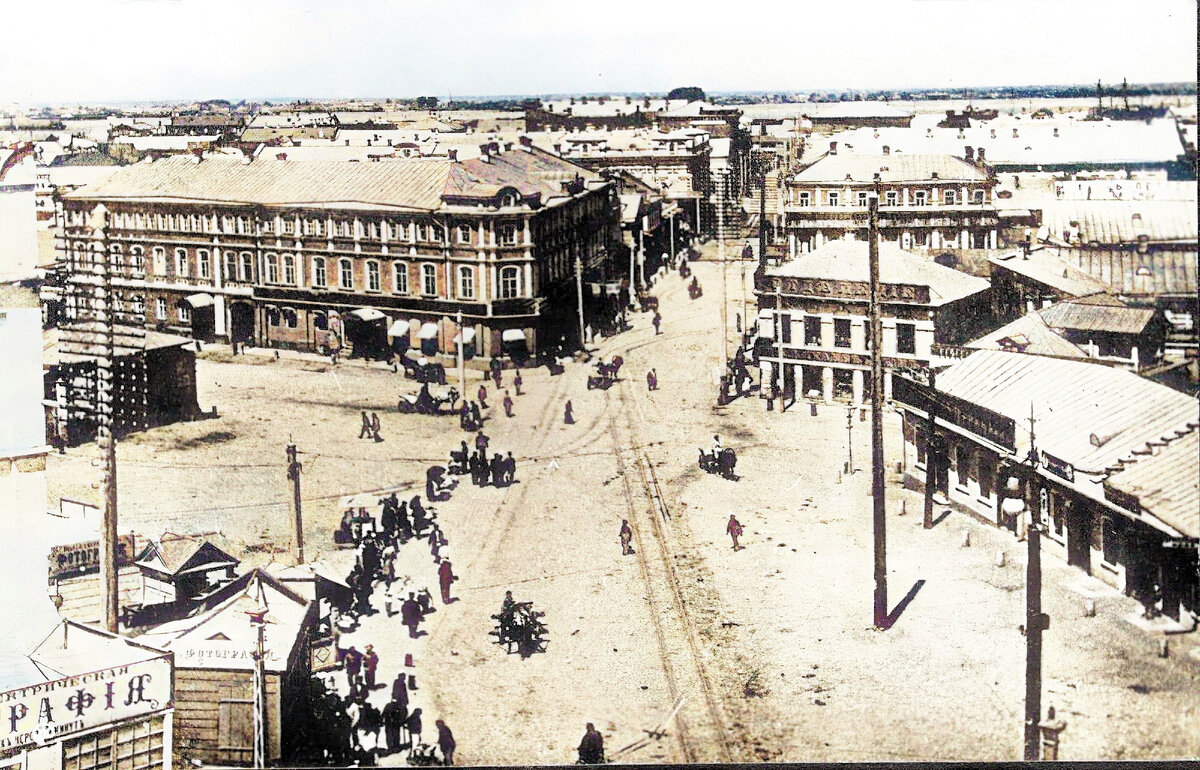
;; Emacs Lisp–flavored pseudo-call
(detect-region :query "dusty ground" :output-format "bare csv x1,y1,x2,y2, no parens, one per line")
47,255,1200,763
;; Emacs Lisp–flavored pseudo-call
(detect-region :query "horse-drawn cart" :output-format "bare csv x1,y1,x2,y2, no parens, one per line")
698,447,738,480
400,350,447,384
397,383,459,415
489,597,548,657
586,355,624,390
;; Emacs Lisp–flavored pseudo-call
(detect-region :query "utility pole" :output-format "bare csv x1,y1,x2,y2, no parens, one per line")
287,442,303,566
1024,404,1047,761
758,162,767,269
718,170,729,367
456,309,465,396
249,608,268,769
575,256,585,350
923,371,939,530
92,205,120,634
845,405,854,473
868,177,888,629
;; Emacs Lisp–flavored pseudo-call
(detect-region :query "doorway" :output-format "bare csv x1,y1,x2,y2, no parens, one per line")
229,302,254,345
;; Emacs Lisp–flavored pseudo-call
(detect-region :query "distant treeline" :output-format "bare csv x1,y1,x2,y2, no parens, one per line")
710,82,1197,105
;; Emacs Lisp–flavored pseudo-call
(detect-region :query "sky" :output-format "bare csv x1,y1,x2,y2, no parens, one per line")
1,0,1196,105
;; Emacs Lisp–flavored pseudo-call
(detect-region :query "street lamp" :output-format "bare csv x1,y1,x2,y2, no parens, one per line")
845,403,855,474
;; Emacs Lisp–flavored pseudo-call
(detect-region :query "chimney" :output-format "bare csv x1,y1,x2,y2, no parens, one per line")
882,145,890,156
1053,127,1059,137
275,152,287,161
829,141,837,155
479,143,491,162
447,149,457,161
976,147,986,163
519,135,532,148
930,171,938,179
964,146,975,162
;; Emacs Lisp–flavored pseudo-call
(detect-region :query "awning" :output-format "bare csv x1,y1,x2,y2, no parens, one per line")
184,293,214,309
387,320,409,337
349,308,386,322
452,328,477,345
418,322,439,339
501,329,526,343
403,349,424,363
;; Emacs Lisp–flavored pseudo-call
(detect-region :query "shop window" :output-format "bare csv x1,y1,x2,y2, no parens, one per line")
314,312,328,330
804,315,821,346
834,318,851,348
897,322,916,354
63,714,165,770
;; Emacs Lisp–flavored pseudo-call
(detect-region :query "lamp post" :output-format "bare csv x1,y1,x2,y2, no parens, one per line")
845,403,854,474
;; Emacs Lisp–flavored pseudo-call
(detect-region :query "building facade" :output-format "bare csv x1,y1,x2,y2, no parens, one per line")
754,239,991,406
51,145,621,362
780,151,1000,260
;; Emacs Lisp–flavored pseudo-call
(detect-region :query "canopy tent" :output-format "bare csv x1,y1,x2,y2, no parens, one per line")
387,320,411,337
418,322,439,339
183,293,215,309
452,328,477,345
349,308,386,322
501,329,526,342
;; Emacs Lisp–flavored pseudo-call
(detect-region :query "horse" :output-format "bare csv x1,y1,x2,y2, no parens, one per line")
698,446,738,480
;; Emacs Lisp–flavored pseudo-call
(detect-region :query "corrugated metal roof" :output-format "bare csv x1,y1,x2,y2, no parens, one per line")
1064,248,1198,296
1040,200,1198,244
1038,293,1156,335
768,238,990,305
1106,430,1199,538
935,350,1199,473
967,312,1089,359
990,250,1111,297
793,152,987,183
66,155,453,210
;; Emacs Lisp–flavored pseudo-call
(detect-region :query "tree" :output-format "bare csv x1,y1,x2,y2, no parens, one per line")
415,96,439,110
667,86,706,102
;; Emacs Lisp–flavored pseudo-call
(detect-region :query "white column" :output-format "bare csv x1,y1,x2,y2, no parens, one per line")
789,233,796,259
852,368,864,406
989,230,997,249
820,315,834,348
822,367,834,404
884,371,893,401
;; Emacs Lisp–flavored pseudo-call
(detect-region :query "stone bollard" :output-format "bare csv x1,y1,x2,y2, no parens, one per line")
961,529,971,548
899,500,907,516
994,550,1005,567
1159,638,1170,658
1084,599,1096,617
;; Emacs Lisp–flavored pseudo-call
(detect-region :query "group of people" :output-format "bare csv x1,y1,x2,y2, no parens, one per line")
358,410,384,442
449,434,518,488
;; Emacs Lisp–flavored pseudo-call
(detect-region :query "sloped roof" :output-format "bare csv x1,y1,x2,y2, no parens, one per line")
135,533,239,577
935,350,1199,473
804,102,912,119
1066,248,1198,296
1038,293,1156,335
1105,430,1199,538
990,250,1111,297
446,146,598,200
136,569,310,673
967,312,1089,359
1040,200,1198,244
767,238,990,305
793,152,987,183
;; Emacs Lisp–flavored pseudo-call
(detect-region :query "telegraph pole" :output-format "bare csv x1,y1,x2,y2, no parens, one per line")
868,177,888,629
758,162,767,269
91,205,120,634
923,373,938,530
1024,404,1047,761
575,256,585,350
718,169,729,367
287,442,303,566
456,309,466,396
249,608,268,768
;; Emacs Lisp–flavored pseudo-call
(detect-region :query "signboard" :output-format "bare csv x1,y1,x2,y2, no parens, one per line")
48,535,137,581
781,348,914,369
893,376,1016,451
1040,451,1075,483
310,636,338,673
774,277,930,305
0,655,171,753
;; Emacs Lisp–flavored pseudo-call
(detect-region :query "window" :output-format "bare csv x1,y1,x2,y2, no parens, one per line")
779,312,791,344
389,221,406,240
224,251,237,281
63,714,165,770
267,307,281,326
283,254,296,285
457,224,472,244
132,295,145,315
944,190,957,205
1101,516,1122,565
856,192,869,207
797,191,811,207
885,191,898,206
282,307,298,328
240,252,254,281
155,297,166,320
913,191,927,206
262,217,275,234
130,246,145,272
804,315,822,346
314,312,328,331
366,260,381,291
972,189,985,204
167,214,177,231
500,190,520,207
237,216,249,235
189,214,201,232
393,262,409,293
864,322,872,350
429,224,444,242
827,191,839,206
266,253,279,284
198,249,211,279
499,266,520,298
422,263,438,296
458,265,475,299
335,220,351,238
312,257,327,287
175,248,188,277
834,318,851,348
896,322,916,354
282,218,295,235
179,302,191,323
368,221,380,239
223,215,235,233
499,224,518,245
339,258,353,289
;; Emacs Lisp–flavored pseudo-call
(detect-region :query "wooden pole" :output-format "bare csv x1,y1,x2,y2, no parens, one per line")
868,179,888,629
94,206,119,634
287,442,303,566
1024,405,1045,760
575,256,585,349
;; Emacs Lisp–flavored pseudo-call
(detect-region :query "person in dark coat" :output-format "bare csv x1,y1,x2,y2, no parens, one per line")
503,451,516,485
404,708,423,750
477,384,488,409
380,496,397,536
438,559,457,604
401,593,422,637
459,402,472,430
363,644,380,690
578,723,604,764
469,451,485,487
342,646,363,687
564,400,575,424
513,369,523,395
436,720,456,765
619,519,633,555
356,699,382,750
391,671,409,706
490,453,505,487
470,401,483,428
475,431,489,458
382,698,408,756
397,507,413,544
502,391,514,418
359,411,372,439
652,310,662,335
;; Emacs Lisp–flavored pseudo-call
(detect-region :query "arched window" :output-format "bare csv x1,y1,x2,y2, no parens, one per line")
499,266,520,298
499,189,519,207
283,254,296,285
267,307,281,326
339,258,354,289
366,260,381,292
129,246,144,273
282,307,298,328
175,248,189,277
224,251,237,281
197,249,211,279
392,262,409,294
152,247,166,275
178,300,191,323
155,297,167,320
421,263,437,296
312,257,327,287
265,253,279,284
458,265,475,299
240,252,254,282
313,311,328,331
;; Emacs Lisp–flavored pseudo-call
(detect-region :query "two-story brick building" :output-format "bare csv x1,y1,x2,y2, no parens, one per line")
53,143,621,362
780,151,1000,263
754,238,991,406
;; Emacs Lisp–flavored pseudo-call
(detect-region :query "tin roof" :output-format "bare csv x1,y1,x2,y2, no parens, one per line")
793,152,988,183
1105,430,1199,538
1037,292,1157,335
934,350,1199,474
967,312,1089,359
989,250,1112,297
1064,248,1198,297
1040,200,1198,245
767,238,990,305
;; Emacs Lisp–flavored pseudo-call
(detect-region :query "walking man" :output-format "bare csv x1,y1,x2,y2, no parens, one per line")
563,400,575,425
652,310,662,335
502,391,514,418
475,431,489,459
646,368,657,391
358,411,372,439
513,369,523,395
404,708,423,751
363,644,379,690
342,645,363,688
370,412,383,442
438,558,457,604
382,697,408,756
477,383,488,409
726,513,744,551
619,519,633,555
401,592,422,638
436,719,456,765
